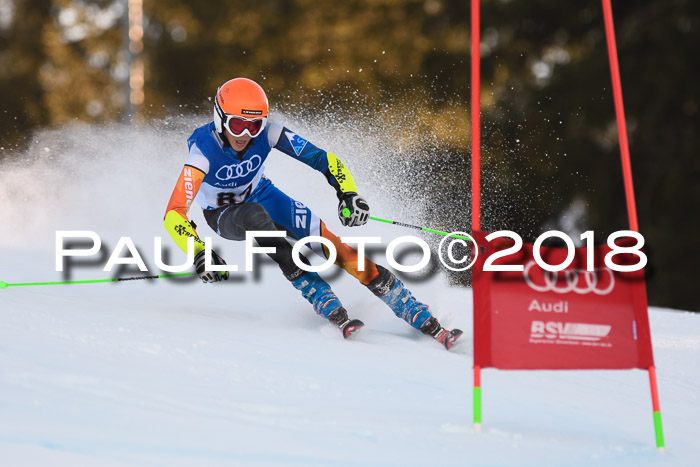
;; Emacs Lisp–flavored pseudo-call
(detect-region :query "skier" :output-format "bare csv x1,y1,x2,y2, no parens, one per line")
164,77,461,349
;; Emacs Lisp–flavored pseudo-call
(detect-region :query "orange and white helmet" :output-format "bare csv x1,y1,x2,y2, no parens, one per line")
213,78,269,138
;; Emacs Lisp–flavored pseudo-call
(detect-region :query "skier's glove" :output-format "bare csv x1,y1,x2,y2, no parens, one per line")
338,192,370,227
194,249,229,283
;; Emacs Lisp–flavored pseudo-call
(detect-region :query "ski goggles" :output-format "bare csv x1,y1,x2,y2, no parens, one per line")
223,115,267,138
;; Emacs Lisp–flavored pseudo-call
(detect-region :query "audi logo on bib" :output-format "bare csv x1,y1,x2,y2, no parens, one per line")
215,155,262,181
523,261,615,295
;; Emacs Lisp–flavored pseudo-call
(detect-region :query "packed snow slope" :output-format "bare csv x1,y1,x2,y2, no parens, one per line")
1,120,699,466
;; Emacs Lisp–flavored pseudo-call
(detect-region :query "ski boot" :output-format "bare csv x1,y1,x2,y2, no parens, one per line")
420,317,463,350
369,266,461,349
292,271,363,338
372,272,432,329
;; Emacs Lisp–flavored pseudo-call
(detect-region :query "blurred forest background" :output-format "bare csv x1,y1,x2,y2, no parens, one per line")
0,0,697,311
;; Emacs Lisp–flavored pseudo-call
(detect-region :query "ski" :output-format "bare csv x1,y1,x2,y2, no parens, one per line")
328,307,363,339
434,328,463,350
340,318,364,339
420,317,463,350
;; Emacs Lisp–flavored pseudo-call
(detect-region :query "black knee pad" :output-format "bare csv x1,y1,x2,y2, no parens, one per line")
367,265,396,297
241,202,276,232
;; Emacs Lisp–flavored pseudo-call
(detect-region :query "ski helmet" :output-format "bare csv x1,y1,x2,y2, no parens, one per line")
213,78,269,137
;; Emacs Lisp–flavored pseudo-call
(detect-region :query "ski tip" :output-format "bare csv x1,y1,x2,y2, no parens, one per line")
444,329,463,350
342,319,364,339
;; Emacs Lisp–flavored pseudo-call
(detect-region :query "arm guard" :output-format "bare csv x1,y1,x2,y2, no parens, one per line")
326,152,359,197
164,210,205,255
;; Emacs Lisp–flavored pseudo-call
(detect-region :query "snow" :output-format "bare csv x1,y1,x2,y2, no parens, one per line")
1,122,699,466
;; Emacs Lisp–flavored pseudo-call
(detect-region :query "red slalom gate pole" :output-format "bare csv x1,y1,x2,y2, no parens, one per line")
471,0,482,434
602,0,664,453
648,366,666,453
602,0,639,232
471,0,481,233
473,365,482,433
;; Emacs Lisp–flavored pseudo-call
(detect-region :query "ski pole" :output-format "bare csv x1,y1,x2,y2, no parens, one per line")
369,216,474,241
0,272,194,290
341,209,473,241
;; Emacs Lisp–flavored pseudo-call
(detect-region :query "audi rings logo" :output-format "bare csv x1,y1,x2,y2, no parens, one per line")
215,155,262,181
523,261,615,295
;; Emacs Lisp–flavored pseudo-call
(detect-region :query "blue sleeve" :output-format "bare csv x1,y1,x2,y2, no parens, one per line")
274,127,343,196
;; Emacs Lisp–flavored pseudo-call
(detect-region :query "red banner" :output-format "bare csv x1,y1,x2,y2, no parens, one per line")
472,231,654,370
